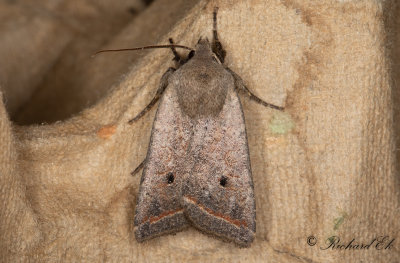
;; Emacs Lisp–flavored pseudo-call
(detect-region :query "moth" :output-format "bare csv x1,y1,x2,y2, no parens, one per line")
97,8,283,247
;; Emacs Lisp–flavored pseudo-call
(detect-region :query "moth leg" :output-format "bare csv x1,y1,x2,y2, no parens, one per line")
130,159,145,176
169,38,193,66
212,7,226,63
128,67,175,124
227,68,284,111
168,38,183,64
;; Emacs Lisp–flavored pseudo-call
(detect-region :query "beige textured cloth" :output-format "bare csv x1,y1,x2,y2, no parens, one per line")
0,0,399,262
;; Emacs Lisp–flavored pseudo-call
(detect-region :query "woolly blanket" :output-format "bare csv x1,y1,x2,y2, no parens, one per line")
0,0,399,262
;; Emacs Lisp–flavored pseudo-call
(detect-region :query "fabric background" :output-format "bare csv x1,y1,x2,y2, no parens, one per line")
0,0,399,262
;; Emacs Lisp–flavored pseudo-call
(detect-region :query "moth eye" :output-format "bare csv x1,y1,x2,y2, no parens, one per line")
219,176,227,187
188,50,195,59
167,172,174,184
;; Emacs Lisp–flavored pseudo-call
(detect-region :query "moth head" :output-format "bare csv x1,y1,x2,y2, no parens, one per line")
193,38,222,64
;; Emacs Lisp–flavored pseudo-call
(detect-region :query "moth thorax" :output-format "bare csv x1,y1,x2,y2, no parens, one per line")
176,71,232,119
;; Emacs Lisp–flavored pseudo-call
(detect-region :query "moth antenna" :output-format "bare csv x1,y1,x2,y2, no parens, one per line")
92,44,194,57
212,7,226,63
213,8,220,44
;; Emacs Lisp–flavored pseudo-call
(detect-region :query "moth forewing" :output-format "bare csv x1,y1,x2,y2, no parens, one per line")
181,81,256,247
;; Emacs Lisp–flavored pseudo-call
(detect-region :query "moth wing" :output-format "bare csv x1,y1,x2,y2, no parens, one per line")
182,85,256,247
134,84,192,242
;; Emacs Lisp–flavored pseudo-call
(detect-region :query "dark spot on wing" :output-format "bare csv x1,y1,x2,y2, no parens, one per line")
220,176,227,187
167,172,174,184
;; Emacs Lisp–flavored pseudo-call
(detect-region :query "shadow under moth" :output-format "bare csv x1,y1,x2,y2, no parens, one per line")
97,7,283,247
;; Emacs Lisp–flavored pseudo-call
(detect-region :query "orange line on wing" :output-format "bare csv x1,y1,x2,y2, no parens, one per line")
184,196,248,228
143,209,184,224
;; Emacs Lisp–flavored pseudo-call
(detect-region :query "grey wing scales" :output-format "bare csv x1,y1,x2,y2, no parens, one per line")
134,85,192,242
182,85,256,247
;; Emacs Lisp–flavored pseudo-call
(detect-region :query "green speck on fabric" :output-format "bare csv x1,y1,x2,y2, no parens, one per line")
269,112,294,135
